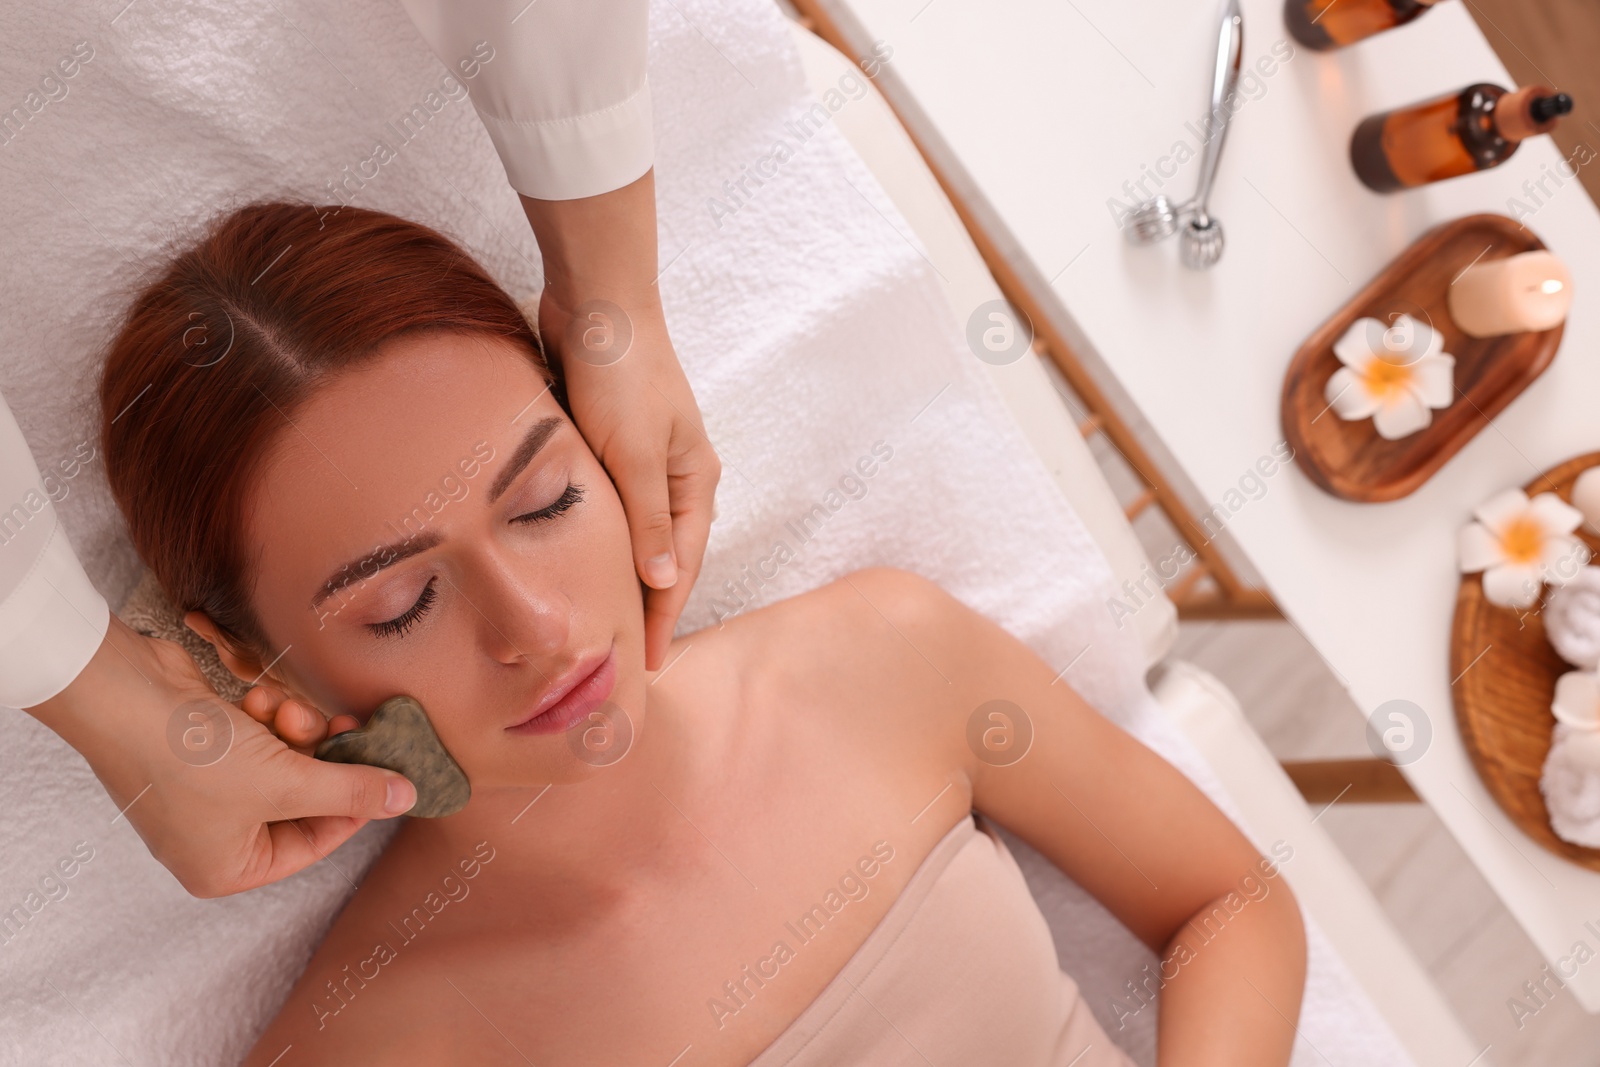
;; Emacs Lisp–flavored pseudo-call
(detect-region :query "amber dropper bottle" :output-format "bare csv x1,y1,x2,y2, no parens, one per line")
1285,0,1443,51
1350,84,1574,192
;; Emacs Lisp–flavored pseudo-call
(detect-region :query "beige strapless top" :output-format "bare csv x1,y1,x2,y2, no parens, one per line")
748,812,1138,1067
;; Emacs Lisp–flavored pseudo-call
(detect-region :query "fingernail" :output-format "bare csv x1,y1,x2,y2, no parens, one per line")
385,779,417,815
645,553,677,588
299,706,317,733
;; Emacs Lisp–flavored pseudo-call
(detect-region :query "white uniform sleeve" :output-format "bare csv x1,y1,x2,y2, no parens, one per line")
399,0,653,201
0,392,108,709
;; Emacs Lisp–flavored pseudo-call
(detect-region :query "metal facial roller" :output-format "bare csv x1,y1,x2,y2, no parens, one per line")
1180,0,1243,271
1122,0,1243,272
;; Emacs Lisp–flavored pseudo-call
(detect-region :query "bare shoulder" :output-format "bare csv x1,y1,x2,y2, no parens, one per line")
720,566,972,677
241,914,533,1067
819,566,959,621
711,567,990,763
241,938,457,1066
240,844,504,1066
764,565,967,630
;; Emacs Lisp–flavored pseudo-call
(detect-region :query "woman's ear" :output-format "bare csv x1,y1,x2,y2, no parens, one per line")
183,611,270,687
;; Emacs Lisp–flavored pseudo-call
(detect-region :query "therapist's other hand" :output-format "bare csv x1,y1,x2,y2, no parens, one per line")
519,170,721,671
538,289,719,671
27,615,416,898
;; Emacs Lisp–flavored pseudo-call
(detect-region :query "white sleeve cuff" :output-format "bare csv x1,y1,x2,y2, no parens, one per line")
477,81,655,202
399,0,655,202
0,521,109,709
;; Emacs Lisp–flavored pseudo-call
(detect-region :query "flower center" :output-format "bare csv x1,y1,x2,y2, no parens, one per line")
1360,357,1414,400
1498,515,1545,566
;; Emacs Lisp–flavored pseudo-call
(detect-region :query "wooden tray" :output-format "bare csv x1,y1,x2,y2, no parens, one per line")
1282,214,1564,502
1451,451,1600,872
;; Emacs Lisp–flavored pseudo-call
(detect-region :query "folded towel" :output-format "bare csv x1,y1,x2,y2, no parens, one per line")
0,0,1410,1064
1543,724,1600,847
117,572,247,703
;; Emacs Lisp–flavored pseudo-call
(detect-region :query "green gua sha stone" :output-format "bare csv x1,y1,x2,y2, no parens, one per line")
314,696,470,818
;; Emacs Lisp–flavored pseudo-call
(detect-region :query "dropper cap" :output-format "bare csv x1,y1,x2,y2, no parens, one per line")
1531,93,1575,124
1497,86,1574,141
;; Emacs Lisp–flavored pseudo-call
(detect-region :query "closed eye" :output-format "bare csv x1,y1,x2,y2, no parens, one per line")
514,482,584,525
369,577,437,639
366,483,585,640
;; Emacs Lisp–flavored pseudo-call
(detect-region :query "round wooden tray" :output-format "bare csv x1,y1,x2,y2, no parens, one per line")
1450,451,1600,872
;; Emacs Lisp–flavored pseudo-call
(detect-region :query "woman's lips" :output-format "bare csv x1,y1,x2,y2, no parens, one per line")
505,644,617,736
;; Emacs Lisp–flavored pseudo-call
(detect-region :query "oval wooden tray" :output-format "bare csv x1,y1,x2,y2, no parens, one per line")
1283,214,1564,502
1450,451,1600,872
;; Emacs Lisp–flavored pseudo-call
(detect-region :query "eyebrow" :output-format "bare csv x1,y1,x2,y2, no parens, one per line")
488,416,562,505
313,530,442,609
311,416,564,610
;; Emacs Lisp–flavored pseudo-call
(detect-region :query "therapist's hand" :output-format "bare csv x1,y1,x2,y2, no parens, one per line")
519,170,721,671
240,683,360,753
27,615,416,898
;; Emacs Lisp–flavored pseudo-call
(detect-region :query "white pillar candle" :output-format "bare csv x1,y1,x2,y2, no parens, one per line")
1447,249,1573,338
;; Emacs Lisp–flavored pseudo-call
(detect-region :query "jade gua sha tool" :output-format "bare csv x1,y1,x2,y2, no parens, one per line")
314,696,471,818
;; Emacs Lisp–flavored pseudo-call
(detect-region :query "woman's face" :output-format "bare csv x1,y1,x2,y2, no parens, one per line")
230,331,645,789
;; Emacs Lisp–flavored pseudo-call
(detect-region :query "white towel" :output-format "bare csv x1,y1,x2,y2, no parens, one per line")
1543,724,1600,847
0,0,1410,1064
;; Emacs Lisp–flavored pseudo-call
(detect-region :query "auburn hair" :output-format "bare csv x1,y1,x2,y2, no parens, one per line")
99,201,555,654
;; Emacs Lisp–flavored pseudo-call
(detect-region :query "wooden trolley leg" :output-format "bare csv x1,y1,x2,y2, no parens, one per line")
1281,759,1422,804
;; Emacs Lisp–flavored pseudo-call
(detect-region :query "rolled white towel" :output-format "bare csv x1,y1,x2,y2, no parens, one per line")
1544,567,1600,669
1541,723,1600,847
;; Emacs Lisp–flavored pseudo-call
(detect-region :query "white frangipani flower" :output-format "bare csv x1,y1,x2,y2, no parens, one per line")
1324,314,1455,440
1457,488,1589,609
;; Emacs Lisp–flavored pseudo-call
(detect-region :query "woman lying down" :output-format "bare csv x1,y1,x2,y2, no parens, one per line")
98,202,1306,1067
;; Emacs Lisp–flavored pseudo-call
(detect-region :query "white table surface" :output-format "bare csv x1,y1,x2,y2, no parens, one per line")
825,0,1600,1011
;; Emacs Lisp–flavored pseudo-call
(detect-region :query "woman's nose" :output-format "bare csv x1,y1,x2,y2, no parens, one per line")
459,552,571,665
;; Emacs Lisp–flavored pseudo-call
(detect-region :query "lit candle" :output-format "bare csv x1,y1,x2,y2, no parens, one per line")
1447,249,1573,338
